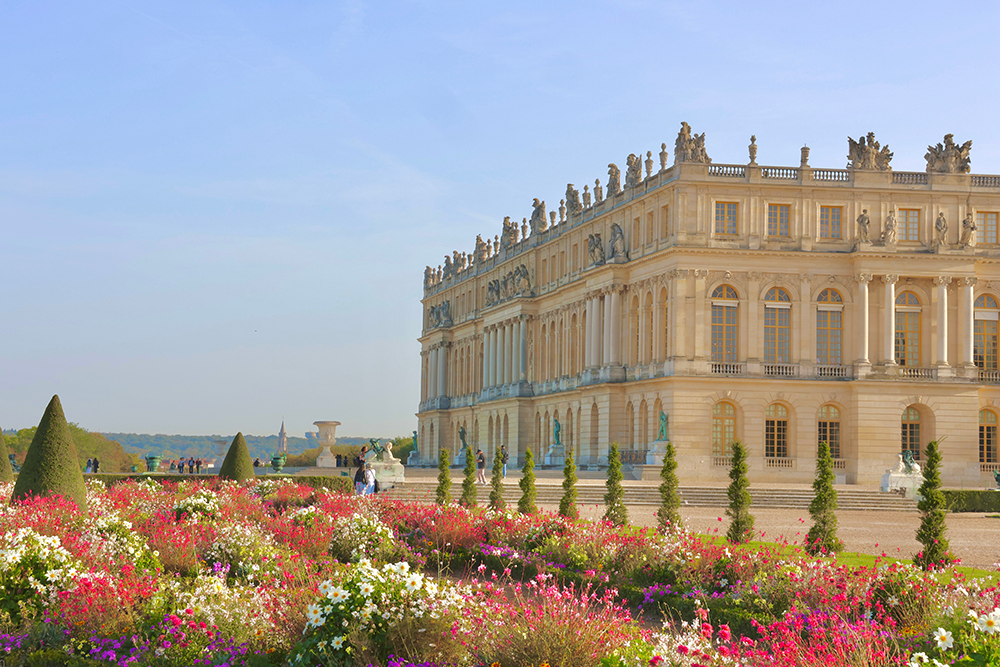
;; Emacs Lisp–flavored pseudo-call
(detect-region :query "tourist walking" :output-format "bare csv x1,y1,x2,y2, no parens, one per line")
363,463,377,496
85,458,93,474
195,458,202,474
92,457,100,474
476,449,486,484
501,446,509,478
354,462,366,495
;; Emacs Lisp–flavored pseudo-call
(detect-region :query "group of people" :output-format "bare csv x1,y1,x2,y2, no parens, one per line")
473,445,509,483
353,446,378,495
84,458,100,473
169,458,203,474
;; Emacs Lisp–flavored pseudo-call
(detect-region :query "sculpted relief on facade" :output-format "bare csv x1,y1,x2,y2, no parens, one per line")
427,300,452,329
485,264,533,308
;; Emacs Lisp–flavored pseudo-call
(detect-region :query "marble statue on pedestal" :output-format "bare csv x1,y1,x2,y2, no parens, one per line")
587,233,605,266
935,212,949,245
880,450,924,498
546,417,565,466
647,411,670,465
961,212,977,247
609,223,628,261
530,198,548,235
882,213,897,245
856,210,871,243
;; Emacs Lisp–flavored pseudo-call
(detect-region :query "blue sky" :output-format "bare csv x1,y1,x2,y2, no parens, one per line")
3,1,999,438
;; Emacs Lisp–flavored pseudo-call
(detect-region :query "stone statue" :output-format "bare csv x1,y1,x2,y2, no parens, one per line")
439,300,451,326
961,212,977,247
856,209,871,243
549,211,556,227
609,223,627,260
459,425,468,448
553,418,561,447
529,198,548,235
565,184,582,216
500,216,517,250
902,450,920,475
516,264,531,293
412,430,417,451
594,178,603,203
423,266,432,289
645,151,654,178
925,134,973,173
658,411,668,441
607,164,622,197
659,142,669,171
559,199,566,223
847,132,893,171
882,213,897,245
522,219,528,239
748,135,758,165
674,122,711,164
625,154,642,189
475,235,489,264
935,212,948,245
587,233,605,266
582,185,591,209
442,254,454,280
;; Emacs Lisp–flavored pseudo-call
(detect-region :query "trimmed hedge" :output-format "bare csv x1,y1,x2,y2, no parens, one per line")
942,489,1000,513
13,395,88,510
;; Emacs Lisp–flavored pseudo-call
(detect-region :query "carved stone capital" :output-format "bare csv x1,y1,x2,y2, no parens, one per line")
748,271,762,282
799,273,813,285
693,269,709,279
960,277,979,288
883,274,899,285
933,276,952,287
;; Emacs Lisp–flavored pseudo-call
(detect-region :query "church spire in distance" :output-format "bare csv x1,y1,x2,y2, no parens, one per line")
279,419,287,454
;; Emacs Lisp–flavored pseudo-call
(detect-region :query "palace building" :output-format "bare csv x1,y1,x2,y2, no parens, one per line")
418,125,1000,487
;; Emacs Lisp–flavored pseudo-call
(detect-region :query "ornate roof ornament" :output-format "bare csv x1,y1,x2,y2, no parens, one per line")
847,132,892,171
674,122,711,164
925,134,972,173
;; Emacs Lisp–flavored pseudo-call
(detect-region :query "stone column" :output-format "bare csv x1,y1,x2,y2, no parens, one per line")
519,316,528,381
481,332,490,390
602,292,612,365
610,288,622,364
421,351,428,401
639,300,649,364
747,272,761,362
960,277,977,368
428,348,438,397
693,270,709,359
935,276,951,367
505,321,514,384
492,327,501,386
586,296,597,368
672,270,687,360
511,320,521,382
883,275,898,365
489,327,498,387
855,274,871,363
597,294,606,366
437,344,447,398
498,323,507,386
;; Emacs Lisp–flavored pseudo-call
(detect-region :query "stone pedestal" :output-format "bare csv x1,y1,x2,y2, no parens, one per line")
371,459,405,491
545,443,565,466
316,446,336,467
646,440,668,466
880,470,923,499
313,421,341,467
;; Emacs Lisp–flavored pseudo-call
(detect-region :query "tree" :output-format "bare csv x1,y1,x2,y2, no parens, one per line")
435,447,452,506
0,429,14,483
914,440,955,570
218,432,255,482
725,441,754,544
518,449,538,515
12,395,88,510
603,442,628,526
489,447,505,510
559,447,579,519
656,442,682,531
460,446,477,508
805,441,843,555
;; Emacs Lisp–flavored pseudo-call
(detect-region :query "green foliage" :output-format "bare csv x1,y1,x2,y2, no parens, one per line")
6,424,140,473
391,436,416,465
518,449,538,515
217,432,256,482
559,447,579,519
460,446,478,508
806,441,843,555
603,442,628,527
725,441,754,544
942,489,1000,513
436,447,452,505
489,447,506,510
283,446,323,467
914,440,955,570
0,428,13,482
656,441,682,531
12,395,88,510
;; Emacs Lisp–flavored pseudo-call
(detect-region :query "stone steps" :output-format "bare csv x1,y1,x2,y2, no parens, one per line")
385,483,918,512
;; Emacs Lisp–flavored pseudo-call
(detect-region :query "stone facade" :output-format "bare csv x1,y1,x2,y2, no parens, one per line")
418,125,1000,488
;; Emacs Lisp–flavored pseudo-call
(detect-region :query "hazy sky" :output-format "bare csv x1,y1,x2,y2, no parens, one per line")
3,1,1000,438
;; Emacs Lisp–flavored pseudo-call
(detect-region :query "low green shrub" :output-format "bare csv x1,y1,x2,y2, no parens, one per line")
94,473,352,494
941,489,1000,513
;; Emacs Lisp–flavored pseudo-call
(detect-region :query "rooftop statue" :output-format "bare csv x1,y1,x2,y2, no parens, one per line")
423,266,432,290
529,198,548,235
607,163,622,197
565,184,582,216
442,254,455,280
625,154,642,189
925,134,972,173
847,132,893,171
674,122,711,164
594,178,603,203
500,216,517,250
474,234,489,264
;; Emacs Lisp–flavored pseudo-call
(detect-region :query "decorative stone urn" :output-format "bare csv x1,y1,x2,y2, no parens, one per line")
271,453,285,473
145,455,162,473
314,421,341,468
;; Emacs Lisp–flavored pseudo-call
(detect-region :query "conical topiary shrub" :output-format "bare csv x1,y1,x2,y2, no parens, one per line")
725,441,754,544
460,446,477,508
603,442,628,527
217,432,255,482
489,447,505,510
805,441,843,555
0,428,14,483
518,449,538,515
657,442,682,532
914,440,955,570
436,447,452,506
559,447,579,520
11,395,88,510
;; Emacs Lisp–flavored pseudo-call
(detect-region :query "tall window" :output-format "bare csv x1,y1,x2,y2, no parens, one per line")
660,205,670,238
901,406,921,460
816,288,843,365
765,404,789,458
763,287,791,363
899,209,920,242
820,206,842,239
715,202,738,236
711,285,739,362
895,291,921,367
817,405,841,459
975,294,999,370
768,204,790,237
977,212,998,245
981,409,998,465
712,401,736,457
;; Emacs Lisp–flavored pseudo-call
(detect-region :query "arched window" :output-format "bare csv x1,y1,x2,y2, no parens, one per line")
711,285,739,362
901,406,921,460
981,409,998,465
765,403,789,458
816,289,843,366
975,294,1000,371
817,404,841,459
712,401,736,457
895,291,921,367
764,287,792,363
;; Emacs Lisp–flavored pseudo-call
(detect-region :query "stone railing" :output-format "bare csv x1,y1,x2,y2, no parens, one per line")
620,449,648,465
980,369,1000,383
765,457,794,469
711,455,733,468
708,164,746,178
763,363,798,377
711,362,746,375
832,459,847,470
900,367,936,380
816,364,849,379
762,166,798,179
973,175,1000,188
813,169,849,182
893,171,928,185
980,461,999,473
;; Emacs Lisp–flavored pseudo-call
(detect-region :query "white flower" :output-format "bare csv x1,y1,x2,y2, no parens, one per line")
405,574,423,592
980,613,1000,634
933,627,954,650
331,635,345,649
888,595,899,606
359,582,375,596
318,581,332,596
909,652,930,664
327,586,349,603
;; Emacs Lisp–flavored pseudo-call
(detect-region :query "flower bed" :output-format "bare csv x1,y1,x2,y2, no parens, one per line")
0,478,997,666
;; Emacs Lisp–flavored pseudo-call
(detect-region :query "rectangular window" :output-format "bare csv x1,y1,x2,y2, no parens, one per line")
661,205,670,238
982,424,998,464
559,251,566,278
715,202,738,236
899,209,920,242
767,204,790,237
541,259,547,284
711,304,738,362
764,307,791,363
572,243,578,271
633,217,641,250
820,206,842,239
975,319,999,370
978,212,998,245
765,419,788,457
895,311,920,367
901,423,921,459
816,310,843,365
818,420,841,459
646,211,654,245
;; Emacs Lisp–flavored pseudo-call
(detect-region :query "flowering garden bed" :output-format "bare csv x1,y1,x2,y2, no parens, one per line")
0,477,999,666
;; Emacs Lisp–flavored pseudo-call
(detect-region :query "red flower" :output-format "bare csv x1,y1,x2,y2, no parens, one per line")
677,645,689,655
718,624,732,642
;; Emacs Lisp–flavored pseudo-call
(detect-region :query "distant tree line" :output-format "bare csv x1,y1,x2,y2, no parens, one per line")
4,425,142,473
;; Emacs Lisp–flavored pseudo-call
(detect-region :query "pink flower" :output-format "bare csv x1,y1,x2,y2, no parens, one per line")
649,657,665,666
168,615,182,627
718,623,732,642
701,622,713,639
677,645,689,655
